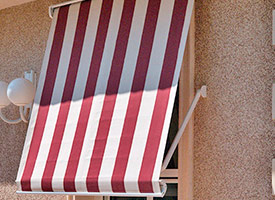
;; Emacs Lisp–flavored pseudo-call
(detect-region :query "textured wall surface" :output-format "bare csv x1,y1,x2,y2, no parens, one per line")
0,0,36,10
0,0,274,200
194,0,275,199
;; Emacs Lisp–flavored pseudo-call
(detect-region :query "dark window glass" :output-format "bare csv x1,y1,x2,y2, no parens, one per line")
163,87,179,169
111,198,146,200
110,184,177,200
154,184,177,200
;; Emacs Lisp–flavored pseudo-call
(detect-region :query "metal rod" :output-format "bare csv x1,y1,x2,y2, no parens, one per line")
17,191,164,197
49,0,86,18
17,181,167,197
0,109,22,124
18,182,167,197
19,69,36,123
161,86,207,171
19,106,28,123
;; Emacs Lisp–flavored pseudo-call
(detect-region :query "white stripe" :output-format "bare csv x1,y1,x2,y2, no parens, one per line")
152,0,195,189
97,0,148,192
50,1,99,192
123,0,175,193
30,4,80,191
74,0,124,192
15,8,59,191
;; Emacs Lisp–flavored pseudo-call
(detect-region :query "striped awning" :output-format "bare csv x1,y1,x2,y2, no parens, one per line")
16,0,193,197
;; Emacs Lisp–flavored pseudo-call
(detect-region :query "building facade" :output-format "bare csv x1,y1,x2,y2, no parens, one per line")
0,0,274,199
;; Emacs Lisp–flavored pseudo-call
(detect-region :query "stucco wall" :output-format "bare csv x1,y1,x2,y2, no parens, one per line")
194,0,275,199
0,0,274,200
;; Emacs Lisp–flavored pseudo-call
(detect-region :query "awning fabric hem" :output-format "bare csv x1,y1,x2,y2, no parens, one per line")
16,180,167,197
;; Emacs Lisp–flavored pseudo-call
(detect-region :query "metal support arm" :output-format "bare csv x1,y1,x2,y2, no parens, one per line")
161,85,207,171
0,109,22,124
49,0,85,18
0,106,30,124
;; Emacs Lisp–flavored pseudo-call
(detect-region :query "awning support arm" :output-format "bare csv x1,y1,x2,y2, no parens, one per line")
161,85,207,171
49,0,86,18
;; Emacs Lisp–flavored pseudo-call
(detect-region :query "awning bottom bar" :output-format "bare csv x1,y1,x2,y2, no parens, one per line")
17,181,167,197
16,191,164,197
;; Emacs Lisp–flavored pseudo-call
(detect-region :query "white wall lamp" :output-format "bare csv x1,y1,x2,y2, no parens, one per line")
0,70,36,124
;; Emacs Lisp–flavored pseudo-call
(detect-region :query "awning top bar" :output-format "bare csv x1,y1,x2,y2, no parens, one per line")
49,0,86,18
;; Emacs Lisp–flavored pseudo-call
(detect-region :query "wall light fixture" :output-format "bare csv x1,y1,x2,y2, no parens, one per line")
0,70,36,124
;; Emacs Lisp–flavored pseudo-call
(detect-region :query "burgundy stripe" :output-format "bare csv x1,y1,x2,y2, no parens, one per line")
111,0,161,193
41,1,91,192
62,0,113,192
86,0,136,192
20,7,69,191
138,0,188,193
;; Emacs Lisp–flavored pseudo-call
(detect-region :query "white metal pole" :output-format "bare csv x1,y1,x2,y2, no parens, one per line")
161,86,206,171
49,0,86,18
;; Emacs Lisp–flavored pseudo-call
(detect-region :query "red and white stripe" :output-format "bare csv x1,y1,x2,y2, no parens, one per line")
16,0,193,196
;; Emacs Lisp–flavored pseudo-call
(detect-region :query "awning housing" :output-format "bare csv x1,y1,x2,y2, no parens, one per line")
16,0,193,197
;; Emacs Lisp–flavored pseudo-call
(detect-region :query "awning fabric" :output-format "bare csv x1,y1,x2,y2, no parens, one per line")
16,0,193,196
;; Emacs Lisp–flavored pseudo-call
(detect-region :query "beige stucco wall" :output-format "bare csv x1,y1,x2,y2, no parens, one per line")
0,0,36,10
0,0,274,200
194,0,275,199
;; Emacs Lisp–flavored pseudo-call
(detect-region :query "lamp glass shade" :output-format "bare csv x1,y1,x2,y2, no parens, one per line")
7,78,35,106
0,81,11,108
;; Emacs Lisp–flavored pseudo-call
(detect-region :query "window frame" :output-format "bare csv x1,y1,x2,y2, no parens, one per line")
177,8,195,200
